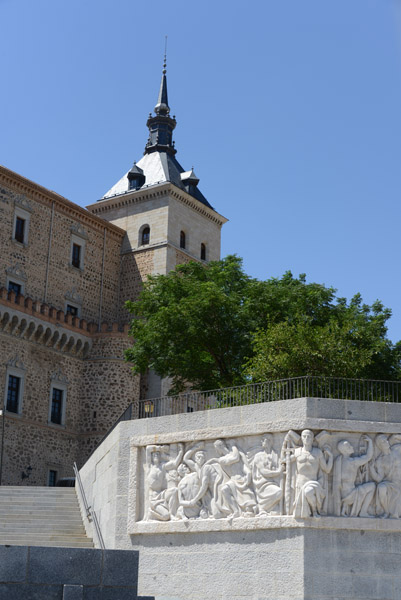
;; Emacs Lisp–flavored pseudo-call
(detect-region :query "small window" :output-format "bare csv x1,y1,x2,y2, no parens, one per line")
14,217,25,244
48,470,58,487
142,227,150,245
71,243,81,269
8,281,22,298
66,304,79,317
201,243,206,261
180,231,186,249
50,388,64,425
12,205,31,246
6,375,21,413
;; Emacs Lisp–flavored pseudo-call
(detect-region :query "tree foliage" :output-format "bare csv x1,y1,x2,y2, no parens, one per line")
125,256,400,393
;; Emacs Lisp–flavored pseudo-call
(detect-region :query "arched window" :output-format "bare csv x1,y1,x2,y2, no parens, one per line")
141,226,150,246
180,231,186,249
201,243,206,261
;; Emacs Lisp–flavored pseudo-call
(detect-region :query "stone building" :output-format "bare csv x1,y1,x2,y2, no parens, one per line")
0,63,227,486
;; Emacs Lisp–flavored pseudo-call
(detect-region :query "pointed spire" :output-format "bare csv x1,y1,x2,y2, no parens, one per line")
154,38,169,115
145,39,177,156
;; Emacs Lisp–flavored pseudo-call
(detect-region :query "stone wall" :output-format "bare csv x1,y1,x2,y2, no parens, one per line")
0,545,142,600
0,168,125,325
79,398,401,600
0,315,139,485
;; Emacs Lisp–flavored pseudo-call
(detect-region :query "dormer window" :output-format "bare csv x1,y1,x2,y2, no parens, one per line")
201,243,206,261
180,231,186,249
127,162,145,191
142,227,150,245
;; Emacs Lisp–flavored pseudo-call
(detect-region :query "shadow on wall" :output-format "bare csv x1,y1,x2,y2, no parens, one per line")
0,545,154,600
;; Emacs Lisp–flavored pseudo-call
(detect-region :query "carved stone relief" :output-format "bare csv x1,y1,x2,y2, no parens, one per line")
138,429,401,522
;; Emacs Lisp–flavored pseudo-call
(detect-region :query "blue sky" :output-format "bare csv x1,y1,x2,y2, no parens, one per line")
1,0,401,342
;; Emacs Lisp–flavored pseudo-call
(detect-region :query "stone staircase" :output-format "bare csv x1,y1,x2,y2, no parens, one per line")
0,486,93,547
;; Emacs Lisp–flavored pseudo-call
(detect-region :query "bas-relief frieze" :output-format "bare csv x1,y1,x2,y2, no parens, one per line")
134,430,401,525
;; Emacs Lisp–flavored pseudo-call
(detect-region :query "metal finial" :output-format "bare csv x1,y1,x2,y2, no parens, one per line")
163,35,167,73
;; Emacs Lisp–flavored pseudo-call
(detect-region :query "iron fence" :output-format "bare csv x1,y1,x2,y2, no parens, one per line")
137,376,401,418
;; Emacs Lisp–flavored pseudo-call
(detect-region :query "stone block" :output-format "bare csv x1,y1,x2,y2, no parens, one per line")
28,547,102,586
311,573,353,597
344,399,386,423
63,585,84,599
306,397,346,420
102,549,139,588
83,588,138,600
0,583,62,600
0,545,28,583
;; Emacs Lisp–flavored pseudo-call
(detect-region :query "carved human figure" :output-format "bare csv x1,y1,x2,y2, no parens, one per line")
369,435,401,518
285,429,333,518
176,463,202,520
145,443,184,521
208,439,257,518
332,435,375,517
251,435,284,515
182,444,225,518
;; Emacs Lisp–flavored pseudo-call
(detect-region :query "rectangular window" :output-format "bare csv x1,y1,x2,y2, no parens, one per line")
48,470,58,487
6,375,20,413
8,281,21,297
66,304,78,317
51,388,63,425
14,217,25,243
71,243,81,269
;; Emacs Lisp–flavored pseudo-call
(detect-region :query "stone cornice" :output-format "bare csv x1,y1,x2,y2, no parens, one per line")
86,182,228,227
0,165,126,241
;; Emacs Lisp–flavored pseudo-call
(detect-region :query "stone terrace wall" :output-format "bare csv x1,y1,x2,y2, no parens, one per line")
79,398,401,600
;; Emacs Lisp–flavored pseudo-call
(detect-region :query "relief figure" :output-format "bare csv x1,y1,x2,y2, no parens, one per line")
332,435,375,517
284,429,333,518
182,444,226,519
208,439,257,518
145,443,184,521
176,463,202,520
251,434,284,515
370,435,401,518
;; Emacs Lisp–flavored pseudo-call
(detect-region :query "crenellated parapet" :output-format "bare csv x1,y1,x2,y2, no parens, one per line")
0,287,130,358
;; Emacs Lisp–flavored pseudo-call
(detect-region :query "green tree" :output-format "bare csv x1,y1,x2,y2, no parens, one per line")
125,256,400,393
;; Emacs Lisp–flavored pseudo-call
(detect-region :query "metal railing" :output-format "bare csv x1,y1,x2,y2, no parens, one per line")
136,376,401,418
73,462,105,550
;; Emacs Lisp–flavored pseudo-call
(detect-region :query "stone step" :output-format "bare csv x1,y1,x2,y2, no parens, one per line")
0,514,84,522
0,539,94,548
0,486,93,548
0,489,76,494
0,501,78,506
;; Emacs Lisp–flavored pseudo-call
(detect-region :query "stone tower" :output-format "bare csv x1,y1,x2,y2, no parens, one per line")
86,60,227,397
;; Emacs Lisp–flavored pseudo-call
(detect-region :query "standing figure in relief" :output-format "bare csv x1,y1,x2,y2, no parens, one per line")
251,435,284,515
369,435,401,518
145,443,184,521
207,439,257,518
285,429,333,518
182,444,225,519
176,463,202,520
332,435,375,517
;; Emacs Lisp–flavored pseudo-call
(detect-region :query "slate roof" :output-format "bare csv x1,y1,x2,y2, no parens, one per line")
102,152,213,209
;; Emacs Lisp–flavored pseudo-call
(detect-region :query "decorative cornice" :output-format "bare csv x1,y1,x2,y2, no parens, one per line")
51,368,69,385
14,195,32,213
6,264,27,281
87,182,228,227
65,288,82,305
7,355,25,370
70,222,88,240
0,165,125,241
